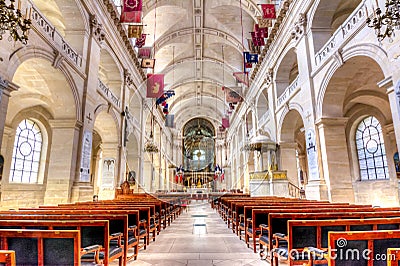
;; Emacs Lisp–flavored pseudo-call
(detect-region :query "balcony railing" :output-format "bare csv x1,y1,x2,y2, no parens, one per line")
98,79,121,109
277,76,300,108
258,112,270,127
31,4,82,68
315,2,367,67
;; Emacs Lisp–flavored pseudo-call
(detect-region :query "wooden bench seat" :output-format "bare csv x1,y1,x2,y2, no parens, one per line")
0,229,80,266
0,250,15,266
0,213,132,265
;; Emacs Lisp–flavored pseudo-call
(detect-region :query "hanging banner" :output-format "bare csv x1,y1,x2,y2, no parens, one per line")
165,114,174,127
244,52,258,64
261,4,276,19
120,0,142,23
247,38,260,54
146,74,164,98
138,47,153,59
222,117,230,128
127,25,143,39
224,87,243,103
135,34,146,48
256,16,272,28
233,72,249,86
79,130,92,182
141,58,155,68
254,24,268,38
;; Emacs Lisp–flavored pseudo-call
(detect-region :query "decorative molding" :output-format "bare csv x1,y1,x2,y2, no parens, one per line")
124,69,135,88
265,68,273,87
291,13,306,41
90,14,106,44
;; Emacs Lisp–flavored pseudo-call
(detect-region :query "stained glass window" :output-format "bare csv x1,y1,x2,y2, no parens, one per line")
10,119,43,183
355,116,388,180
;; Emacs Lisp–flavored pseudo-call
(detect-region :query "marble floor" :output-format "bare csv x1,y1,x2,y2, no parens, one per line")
118,200,269,266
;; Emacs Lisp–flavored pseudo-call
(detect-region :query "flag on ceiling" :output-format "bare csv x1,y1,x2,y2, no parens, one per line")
256,16,272,28
225,87,243,103
120,0,142,23
135,34,146,48
261,4,276,19
147,74,164,98
141,58,155,68
138,47,153,59
165,114,174,127
220,170,225,181
251,32,265,47
127,25,143,39
244,52,258,64
247,38,260,54
222,117,230,128
254,24,268,38
233,72,249,86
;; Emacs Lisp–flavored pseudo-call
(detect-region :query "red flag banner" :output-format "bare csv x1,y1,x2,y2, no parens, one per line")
254,24,268,38
261,4,276,19
127,25,143,39
138,47,152,58
147,74,164,98
224,87,243,103
233,72,249,86
222,117,230,128
135,34,146,48
120,0,142,23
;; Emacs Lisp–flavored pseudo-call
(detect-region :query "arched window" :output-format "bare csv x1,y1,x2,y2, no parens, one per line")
10,119,43,183
355,116,388,180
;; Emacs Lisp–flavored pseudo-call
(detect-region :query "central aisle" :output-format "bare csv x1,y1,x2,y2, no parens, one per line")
128,200,264,266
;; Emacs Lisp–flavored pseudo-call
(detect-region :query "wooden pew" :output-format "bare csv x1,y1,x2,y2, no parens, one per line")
246,205,379,253
265,211,400,260
0,219,117,266
328,230,400,266
387,248,400,266
0,229,80,266
0,213,132,265
0,250,15,266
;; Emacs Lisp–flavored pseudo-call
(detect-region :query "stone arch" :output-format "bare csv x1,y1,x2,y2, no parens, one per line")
309,0,362,53
317,44,390,118
7,47,82,120
32,0,88,54
275,47,298,99
99,46,124,101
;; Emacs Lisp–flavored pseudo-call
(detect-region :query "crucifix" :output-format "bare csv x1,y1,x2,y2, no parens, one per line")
86,113,93,124
306,111,312,122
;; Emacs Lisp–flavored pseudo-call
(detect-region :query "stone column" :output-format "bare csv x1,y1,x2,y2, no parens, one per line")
279,142,298,186
316,118,355,203
98,142,119,200
71,15,106,201
0,77,18,152
44,120,81,205
385,78,400,152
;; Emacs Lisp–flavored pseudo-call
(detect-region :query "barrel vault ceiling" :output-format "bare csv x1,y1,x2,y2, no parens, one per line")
141,0,262,131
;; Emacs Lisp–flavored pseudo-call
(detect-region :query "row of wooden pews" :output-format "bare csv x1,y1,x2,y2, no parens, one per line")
0,192,186,266
213,195,400,266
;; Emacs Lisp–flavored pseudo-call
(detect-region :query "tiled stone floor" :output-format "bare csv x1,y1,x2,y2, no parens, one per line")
118,200,269,266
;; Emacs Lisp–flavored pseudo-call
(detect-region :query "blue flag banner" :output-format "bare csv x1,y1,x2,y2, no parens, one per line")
244,52,258,63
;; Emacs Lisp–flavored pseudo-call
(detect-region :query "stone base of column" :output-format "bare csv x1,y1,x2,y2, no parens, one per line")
305,180,329,201
329,185,355,204
249,179,290,197
70,183,94,203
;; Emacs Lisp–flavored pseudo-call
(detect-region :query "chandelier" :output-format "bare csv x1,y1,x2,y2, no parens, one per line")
0,0,32,44
366,0,400,42
144,131,159,153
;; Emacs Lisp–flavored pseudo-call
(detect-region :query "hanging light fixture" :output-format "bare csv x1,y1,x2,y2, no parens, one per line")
144,107,159,153
366,0,400,42
0,0,32,44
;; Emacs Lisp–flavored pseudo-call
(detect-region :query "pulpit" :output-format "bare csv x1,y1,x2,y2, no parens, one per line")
115,180,134,199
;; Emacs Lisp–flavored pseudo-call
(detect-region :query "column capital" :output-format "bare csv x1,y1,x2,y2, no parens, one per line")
315,117,349,127
0,76,19,96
